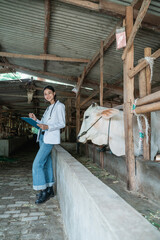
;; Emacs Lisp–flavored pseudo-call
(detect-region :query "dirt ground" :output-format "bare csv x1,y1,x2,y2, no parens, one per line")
61,142,160,231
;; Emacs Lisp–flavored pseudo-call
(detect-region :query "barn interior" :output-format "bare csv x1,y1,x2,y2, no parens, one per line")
0,0,160,239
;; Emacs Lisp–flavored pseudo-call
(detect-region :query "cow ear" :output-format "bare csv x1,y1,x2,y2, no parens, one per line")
101,108,119,119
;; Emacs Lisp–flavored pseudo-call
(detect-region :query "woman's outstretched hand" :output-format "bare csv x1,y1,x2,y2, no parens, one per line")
29,113,37,121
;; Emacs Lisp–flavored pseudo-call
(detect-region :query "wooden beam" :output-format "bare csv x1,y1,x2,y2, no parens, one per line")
0,62,77,81
76,77,81,136
76,21,121,97
76,67,86,98
60,0,159,30
59,0,99,11
131,0,143,9
135,101,160,114
0,68,14,73
0,52,90,63
43,0,51,71
0,91,75,98
85,22,120,76
128,48,160,78
123,6,136,191
100,40,104,106
80,90,99,108
122,0,151,60
136,90,160,106
100,0,159,28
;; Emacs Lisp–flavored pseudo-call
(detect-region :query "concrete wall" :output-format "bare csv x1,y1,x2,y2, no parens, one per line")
0,136,28,157
87,144,160,204
52,145,160,240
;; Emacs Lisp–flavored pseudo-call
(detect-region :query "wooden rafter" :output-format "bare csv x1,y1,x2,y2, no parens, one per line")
60,0,160,29
75,21,122,97
0,91,75,98
80,90,99,107
59,0,99,11
122,0,151,61
100,40,104,106
131,0,143,8
0,68,14,73
0,62,77,81
128,48,160,78
43,0,51,71
0,52,90,63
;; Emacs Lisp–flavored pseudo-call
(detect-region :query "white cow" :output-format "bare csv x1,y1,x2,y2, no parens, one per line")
78,103,160,161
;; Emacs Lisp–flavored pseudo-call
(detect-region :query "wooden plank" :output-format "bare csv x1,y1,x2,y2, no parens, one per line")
59,0,99,11
76,67,86,98
122,0,151,60
131,0,143,9
76,21,122,97
128,48,160,78
123,6,136,191
136,90,160,106
0,62,77,82
44,0,51,71
0,52,90,63
145,47,151,96
100,40,104,106
135,101,160,114
0,91,75,98
0,68,14,73
100,0,159,28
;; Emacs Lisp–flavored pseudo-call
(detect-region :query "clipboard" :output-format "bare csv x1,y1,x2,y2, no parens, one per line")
21,117,40,129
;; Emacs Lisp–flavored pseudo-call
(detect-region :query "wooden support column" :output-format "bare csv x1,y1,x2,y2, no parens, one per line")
100,40,104,168
66,99,72,141
145,47,151,159
100,40,104,106
76,78,81,137
44,0,51,72
123,6,136,191
138,58,149,160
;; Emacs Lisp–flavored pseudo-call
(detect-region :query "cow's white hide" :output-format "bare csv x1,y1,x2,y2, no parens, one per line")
78,103,160,160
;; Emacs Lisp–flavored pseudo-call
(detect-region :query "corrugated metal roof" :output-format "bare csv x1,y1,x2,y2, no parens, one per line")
0,0,160,116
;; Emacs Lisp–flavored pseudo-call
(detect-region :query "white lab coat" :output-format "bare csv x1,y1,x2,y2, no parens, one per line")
36,100,65,144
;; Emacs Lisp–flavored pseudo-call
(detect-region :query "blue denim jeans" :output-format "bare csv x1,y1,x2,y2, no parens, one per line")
32,134,54,191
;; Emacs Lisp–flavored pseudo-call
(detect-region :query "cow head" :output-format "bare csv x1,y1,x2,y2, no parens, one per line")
78,103,119,145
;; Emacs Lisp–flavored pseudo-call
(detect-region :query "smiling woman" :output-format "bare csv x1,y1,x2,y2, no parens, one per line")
29,85,66,204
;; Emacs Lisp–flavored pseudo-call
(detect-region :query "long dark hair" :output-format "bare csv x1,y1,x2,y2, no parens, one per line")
43,85,56,100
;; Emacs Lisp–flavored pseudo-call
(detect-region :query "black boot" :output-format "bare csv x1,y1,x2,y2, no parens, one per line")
47,187,55,198
35,189,49,204
36,190,42,199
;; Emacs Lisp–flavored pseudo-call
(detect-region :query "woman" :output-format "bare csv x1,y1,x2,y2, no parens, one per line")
29,85,65,204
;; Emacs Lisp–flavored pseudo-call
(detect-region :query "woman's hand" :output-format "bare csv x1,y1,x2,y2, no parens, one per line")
37,124,48,130
29,113,37,121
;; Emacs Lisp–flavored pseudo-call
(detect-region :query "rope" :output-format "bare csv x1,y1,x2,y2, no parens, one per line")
132,99,149,154
144,56,155,82
78,116,102,139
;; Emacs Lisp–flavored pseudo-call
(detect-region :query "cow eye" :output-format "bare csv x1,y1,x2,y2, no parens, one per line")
85,116,89,119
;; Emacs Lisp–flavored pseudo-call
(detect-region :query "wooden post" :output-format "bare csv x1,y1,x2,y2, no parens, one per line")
100,40,104,106
76,78,81,137
138,58,149,160
145,47,151,159
100,40,104,168
123,6,136,191
67,99,72,141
